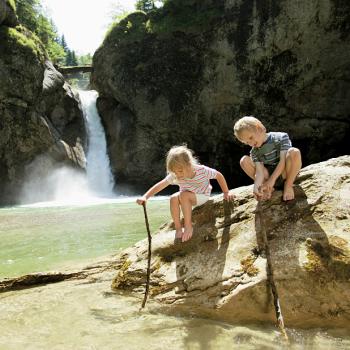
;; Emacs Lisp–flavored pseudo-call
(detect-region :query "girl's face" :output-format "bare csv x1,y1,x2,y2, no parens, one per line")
172,164,193,179
238,128,267,148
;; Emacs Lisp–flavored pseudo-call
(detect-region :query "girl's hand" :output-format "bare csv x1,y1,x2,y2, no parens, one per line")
136,196,147,205
223,191,235,201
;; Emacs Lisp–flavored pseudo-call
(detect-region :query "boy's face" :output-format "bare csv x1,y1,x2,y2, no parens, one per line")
238,128,266,148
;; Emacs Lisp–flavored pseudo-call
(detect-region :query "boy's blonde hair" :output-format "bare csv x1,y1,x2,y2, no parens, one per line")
166,145,198,173
233,116,266,139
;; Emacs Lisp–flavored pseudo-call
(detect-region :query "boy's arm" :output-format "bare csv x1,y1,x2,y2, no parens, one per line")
215,171,235,200
254,162,265,199
136,178,170,205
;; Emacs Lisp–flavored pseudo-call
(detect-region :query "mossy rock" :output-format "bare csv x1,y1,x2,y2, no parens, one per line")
0,25,46,61
6,0,16,12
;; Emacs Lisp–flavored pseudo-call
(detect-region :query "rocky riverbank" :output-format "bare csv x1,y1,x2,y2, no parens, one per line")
1,156,349,329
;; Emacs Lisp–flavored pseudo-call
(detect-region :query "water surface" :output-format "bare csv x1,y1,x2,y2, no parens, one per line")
0,198,169,278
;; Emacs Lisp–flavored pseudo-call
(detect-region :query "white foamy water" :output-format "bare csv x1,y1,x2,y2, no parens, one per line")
20,90,116,206
80,90,115,197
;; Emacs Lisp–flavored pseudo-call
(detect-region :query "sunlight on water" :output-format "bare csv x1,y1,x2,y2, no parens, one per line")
1,199,349,349
0,279,349,350
0,198,170,278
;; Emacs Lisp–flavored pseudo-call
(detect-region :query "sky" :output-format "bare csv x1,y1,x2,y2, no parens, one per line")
41,0,138,55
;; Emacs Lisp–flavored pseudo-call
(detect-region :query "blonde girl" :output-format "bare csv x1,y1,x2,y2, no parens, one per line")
136,145,234,242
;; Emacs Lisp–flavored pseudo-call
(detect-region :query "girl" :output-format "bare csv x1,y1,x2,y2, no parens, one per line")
136,145,234,242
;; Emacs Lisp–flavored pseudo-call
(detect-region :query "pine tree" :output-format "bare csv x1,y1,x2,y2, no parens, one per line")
71,51,78,66
135,0,155,13
60,35,69,53
65,50,72,66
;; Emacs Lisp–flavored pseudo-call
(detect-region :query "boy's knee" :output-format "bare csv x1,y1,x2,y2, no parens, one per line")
287,147,301,159
240,155,250,168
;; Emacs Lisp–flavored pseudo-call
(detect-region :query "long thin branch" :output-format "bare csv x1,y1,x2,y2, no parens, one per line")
257,202,289,342
141,202,152,309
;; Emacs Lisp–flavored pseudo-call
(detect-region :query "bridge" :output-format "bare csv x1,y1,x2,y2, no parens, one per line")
56,65,92,75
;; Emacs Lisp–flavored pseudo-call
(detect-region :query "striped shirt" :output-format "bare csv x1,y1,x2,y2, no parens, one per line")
165,165,218,196
250,132,292,165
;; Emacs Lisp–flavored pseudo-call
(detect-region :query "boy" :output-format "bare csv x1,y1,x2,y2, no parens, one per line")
233,116,302,201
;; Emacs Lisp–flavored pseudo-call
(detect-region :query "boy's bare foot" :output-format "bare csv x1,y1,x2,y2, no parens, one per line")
182,227,193,242
283,185,295,201
175,228,183,239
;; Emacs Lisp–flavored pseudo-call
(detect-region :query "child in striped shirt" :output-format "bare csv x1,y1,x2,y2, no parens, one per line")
136,145,234,242
233,116,302,201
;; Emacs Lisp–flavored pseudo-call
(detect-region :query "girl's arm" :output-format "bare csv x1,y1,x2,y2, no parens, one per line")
216,172,235,201
136,178,170,205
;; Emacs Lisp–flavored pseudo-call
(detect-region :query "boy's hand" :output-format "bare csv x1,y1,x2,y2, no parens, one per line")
262,178,275,193
253,184,264,201
136,196,147,205
223,191,235,201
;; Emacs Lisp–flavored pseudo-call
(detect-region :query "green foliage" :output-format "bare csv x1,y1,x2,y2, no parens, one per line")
60,34,69,53
65,49,78,66
149,1,223,34
135,0,156,13
15,0,40,33
105,0,222,45
78,53,92,65
105,12,150,44
0,25,46,61
14,0,66,64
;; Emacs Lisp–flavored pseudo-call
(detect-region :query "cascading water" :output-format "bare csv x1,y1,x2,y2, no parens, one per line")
80,90,115,197
20,90,115,205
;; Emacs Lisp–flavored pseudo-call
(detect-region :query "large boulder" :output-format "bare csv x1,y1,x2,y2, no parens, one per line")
0,0,18,27
92,0,350,191
0,21,86,204
111,156,350,328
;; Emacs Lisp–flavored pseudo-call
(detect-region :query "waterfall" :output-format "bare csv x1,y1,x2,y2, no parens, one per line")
80,90,115,197
19,90,116,206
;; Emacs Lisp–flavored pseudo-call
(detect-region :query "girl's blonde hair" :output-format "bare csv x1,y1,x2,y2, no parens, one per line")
233,116,266,139
166,145,198,173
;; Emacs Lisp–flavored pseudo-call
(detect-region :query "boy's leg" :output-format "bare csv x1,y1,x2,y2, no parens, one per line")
240,155,256,180
283,147,302,201
241,156,270,199
179,191,197,242
170,193,183,238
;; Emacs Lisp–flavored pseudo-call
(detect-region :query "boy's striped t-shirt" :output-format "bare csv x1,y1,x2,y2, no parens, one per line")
250,132,292,165
165,165,217,196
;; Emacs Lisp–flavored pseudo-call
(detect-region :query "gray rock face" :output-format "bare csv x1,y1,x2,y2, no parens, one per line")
0,0,18,27
111,156,350,329
91,0,350,191
0,22,86,204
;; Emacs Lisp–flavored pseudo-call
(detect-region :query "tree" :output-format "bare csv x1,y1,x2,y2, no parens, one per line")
135,0,156,13
15,0,65,64
65,50,72,66
78,53,92,65
60,34,69,53
71,50,78,66
15,0,41,32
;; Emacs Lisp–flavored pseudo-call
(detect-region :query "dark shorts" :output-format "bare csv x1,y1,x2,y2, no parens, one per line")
265,164,285,190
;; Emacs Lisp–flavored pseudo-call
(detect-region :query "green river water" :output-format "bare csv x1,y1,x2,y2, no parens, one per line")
0,198,349,349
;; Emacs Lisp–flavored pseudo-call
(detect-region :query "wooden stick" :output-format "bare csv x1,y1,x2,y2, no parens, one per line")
257,203,289,342
141,202,152,309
